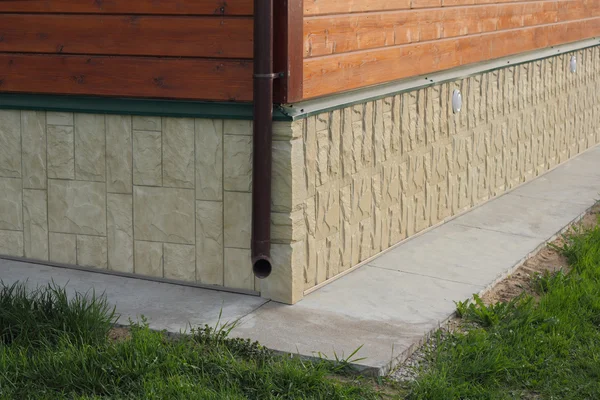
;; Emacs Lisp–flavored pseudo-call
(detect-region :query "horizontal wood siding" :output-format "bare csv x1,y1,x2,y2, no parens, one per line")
0,1,254,101
0,0,253,15
0,15,253,59
0,54,252,100
304,0,600,98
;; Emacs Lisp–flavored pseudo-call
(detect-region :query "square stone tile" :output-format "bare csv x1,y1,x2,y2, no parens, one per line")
74,113,106,181
224,191,251,248
196,200,223,286
164,243,195,282
47,125,75,180
133,186,194,244
106,115,133,194
133,130,162,186
23,189,48,261
0,110,21,178
107,194,133,273
46,112,73,126
163,118,194,188
0,230,23,257
224,120,252,136
21,111,47,189
0,177,22,231
224,248,254,291
48,180,106,236
195,119,223,201
49,232,77,264
133,116,161,132
76,235,107,269
224,135,252,192
134,240,163,277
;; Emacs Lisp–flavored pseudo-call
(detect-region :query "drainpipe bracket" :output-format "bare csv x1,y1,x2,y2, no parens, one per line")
254,72,285,79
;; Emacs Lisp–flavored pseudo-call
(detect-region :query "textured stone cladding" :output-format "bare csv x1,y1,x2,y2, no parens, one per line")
1,47,599,304
293,47,600,297
0,111,301,302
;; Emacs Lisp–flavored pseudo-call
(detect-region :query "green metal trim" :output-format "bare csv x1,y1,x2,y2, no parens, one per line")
0,94,293,121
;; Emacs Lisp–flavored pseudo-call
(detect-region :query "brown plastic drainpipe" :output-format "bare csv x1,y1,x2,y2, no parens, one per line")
251,0,274,279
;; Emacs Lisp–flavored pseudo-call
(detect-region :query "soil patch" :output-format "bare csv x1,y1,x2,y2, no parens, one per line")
108,326,131,342
482,203,600,304
392,203,600,382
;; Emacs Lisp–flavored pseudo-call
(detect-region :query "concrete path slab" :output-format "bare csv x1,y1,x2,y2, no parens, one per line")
368,223,543,286
0,259,267,332
231,266,481,371
1,143,599,376
449,193,590,239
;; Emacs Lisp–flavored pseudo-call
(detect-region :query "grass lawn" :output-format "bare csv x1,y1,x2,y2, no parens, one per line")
0,282,391,399
407,212,600,399
2,212,600,399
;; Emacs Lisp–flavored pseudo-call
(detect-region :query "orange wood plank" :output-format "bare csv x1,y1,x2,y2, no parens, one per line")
303,18,600,98
304,1,580,57
0,14,253,59
0,0,253,15
304,0,411,16
305,0,533,14
0,54,253,101
411,0,442,8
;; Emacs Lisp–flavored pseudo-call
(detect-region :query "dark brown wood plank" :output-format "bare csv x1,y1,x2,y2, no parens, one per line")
0,14,253,58
0,0,253,15
273,0,303,103
0,54,253,101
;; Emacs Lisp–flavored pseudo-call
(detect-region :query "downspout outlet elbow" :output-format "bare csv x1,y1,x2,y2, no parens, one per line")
252,255,273,279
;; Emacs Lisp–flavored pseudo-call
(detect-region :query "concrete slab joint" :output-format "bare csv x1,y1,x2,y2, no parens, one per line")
0,45,599,304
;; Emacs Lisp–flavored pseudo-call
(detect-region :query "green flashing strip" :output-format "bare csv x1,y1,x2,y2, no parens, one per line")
0,94,293,121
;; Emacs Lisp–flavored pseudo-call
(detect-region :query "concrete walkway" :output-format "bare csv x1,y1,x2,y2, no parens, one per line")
2,144,599,375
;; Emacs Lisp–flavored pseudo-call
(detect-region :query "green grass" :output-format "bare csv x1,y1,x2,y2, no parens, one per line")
0,282,386,399
407,215,600,399
6,217,600,400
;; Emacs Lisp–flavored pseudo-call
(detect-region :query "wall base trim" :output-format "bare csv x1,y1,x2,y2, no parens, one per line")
283,37,600,120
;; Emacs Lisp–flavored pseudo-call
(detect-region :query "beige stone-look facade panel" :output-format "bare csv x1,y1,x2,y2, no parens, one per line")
162,118,195,189
0,230,23,257
0,46,598,304
23,189,48,260
195,119,223,201
0,111,259,297
133,186,195,245
21,111,47,190
76,235,108,269
0,177,23,231
47,125,75,180
134,240,163,277
164,243,196,281
295,47,600,296
49,233,76,264
107,193,134,273
0,110,22,178
106,115,133,194
74,113,106,182
48,180,106,236
133,130,162,186
196,200,224,285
